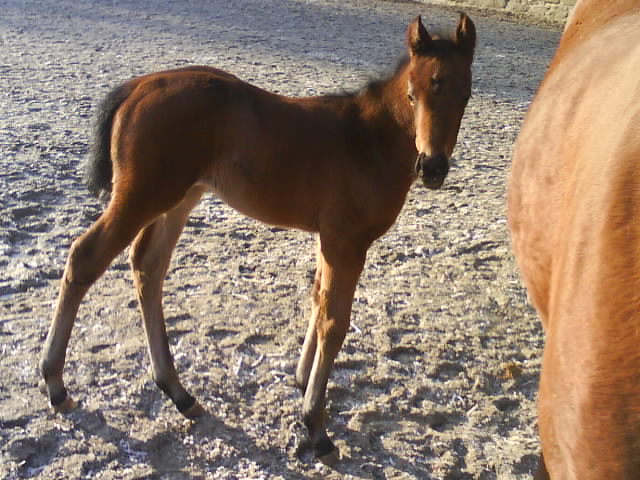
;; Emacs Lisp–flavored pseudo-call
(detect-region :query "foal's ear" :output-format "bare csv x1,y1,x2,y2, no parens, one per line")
407,16,432,55
455,13,476,58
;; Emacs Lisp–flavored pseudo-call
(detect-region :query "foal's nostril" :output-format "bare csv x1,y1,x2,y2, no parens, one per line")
417,153,450,190
416,153,449,177
424,154,449,175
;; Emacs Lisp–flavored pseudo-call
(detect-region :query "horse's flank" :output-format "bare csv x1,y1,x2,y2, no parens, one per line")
557,0,640,66
508,1,640,478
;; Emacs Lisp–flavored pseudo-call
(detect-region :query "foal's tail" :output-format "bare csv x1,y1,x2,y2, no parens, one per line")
84,83,134,199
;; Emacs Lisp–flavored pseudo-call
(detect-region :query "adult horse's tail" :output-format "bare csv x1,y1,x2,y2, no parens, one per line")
84,83,133,199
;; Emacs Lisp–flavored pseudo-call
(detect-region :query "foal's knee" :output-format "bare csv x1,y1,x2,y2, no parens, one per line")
316,295,348,356
318,320,348,357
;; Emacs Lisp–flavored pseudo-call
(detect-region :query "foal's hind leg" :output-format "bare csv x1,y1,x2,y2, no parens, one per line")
302,239,367,461
40,201,155,412
129,186,204,418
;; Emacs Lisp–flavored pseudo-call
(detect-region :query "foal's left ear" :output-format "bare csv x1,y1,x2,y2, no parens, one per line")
455,13,476,58
407,16,432,56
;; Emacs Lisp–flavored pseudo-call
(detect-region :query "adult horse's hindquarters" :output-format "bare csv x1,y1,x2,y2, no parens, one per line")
509,1,640,478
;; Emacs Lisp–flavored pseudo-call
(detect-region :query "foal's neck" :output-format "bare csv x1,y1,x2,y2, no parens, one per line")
355,60,414,137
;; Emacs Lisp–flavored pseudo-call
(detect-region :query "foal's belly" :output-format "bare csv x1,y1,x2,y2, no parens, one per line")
197,164,319,233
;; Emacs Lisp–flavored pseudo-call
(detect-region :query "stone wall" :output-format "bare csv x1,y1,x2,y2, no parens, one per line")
422,0,576,24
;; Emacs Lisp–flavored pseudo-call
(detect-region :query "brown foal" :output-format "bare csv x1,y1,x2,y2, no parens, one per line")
41,14,475,459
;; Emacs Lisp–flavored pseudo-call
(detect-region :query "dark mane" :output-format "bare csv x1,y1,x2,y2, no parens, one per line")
360,55,410,98
314,56,409,102
325,32,460,101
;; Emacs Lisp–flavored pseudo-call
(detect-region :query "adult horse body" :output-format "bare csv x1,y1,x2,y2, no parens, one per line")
508,1,640,478
40,15,475,459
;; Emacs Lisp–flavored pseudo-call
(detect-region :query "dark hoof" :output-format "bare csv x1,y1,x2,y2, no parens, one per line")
52,395,78,413
314,437,339,465
180,400,206,419
40,382,77,413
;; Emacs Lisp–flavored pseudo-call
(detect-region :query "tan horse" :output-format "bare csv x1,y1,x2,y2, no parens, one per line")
40,14,475,460
508,1,640,478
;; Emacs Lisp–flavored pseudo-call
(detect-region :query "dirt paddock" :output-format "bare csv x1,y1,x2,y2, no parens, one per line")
0,0,561,478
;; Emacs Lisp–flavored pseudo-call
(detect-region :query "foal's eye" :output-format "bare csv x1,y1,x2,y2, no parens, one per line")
407,92,416,105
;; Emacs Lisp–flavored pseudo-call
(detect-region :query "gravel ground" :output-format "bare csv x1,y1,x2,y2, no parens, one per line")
0,1,561,478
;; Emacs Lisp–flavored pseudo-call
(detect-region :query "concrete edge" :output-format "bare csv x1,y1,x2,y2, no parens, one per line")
414,0,574,25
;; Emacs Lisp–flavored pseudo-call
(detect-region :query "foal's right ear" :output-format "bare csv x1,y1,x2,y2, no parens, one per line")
455,13,476,58
407,16,432,56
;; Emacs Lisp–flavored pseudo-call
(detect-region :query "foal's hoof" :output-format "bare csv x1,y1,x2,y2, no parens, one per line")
315,438,339,465
180,399,206,419
39,381,78,413
52,395,78,414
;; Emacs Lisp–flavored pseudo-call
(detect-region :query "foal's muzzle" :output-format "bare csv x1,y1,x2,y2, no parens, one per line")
415,153,450,190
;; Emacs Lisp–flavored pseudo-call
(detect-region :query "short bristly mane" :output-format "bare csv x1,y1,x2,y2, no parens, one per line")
354,33,461,99
358,55,410,98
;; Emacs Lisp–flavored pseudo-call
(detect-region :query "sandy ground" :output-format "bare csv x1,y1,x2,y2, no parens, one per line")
0,0,561,478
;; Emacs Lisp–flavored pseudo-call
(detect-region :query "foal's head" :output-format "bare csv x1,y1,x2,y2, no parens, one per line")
406,14,475,189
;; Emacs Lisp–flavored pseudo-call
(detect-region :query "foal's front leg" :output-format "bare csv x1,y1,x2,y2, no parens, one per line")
296,240,323,392
301,241,366,461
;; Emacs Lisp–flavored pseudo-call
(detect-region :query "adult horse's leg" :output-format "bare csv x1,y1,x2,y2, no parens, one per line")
302,238,367,460
40,199,156,411
296,238,323,393
535,453,550,480
129,186,205,418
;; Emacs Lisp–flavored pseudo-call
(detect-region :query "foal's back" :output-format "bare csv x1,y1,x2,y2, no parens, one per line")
509,1,640,478
109,66,409,235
